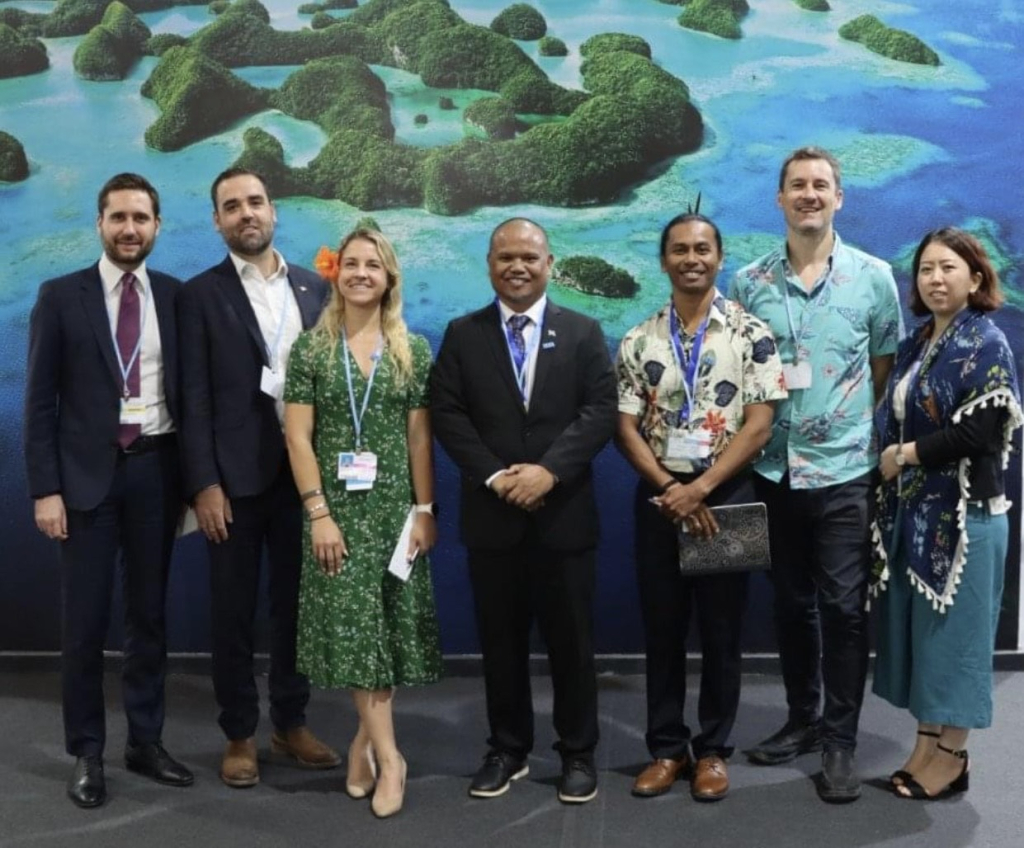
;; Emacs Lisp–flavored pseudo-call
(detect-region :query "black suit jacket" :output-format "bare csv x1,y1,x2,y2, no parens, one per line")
430,300,617,551
177,256,328,500
24,264,181,512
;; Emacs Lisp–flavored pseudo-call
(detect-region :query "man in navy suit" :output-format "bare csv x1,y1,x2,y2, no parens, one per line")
24,173,193,808
178,168,338,788
431,218,617,804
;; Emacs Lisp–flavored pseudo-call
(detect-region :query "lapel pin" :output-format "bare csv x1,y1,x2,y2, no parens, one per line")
548,329,556,337
299,285,308,292
542,342,555,349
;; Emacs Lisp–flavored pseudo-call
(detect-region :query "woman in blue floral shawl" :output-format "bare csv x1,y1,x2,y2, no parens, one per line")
872,228,1022,800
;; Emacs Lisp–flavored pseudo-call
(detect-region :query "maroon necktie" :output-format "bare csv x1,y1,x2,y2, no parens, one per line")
116,273,141,449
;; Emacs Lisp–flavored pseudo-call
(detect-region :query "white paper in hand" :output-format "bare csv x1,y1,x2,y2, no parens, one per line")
387,507,417,583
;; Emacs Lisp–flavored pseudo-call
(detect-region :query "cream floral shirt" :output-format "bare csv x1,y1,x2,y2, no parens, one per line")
617,294,787,473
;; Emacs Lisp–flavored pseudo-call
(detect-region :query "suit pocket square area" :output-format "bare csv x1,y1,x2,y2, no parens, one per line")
677,503,771,575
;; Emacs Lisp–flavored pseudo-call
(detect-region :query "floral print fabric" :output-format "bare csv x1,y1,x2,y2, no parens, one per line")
730,234,902,489
616,294,787,473
284,331,443,689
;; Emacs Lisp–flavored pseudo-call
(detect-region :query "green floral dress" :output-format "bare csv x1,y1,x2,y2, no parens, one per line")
284,330,443,689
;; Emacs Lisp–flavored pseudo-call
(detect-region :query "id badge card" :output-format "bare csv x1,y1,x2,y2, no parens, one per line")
260,365,285,401
782,360,812,390
666,430,712,461
120,397,146,425
338,451,378,491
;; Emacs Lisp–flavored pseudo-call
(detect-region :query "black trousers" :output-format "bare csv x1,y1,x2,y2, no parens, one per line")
60,442,180,758
635,473,752,760
208,459,309,741
756,472,872,752
468,533,598,760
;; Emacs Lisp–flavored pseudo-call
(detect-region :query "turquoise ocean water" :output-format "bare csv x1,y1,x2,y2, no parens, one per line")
1,0,1022,650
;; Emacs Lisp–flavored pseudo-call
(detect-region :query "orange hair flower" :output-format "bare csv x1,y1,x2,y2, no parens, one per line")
314,245,339,281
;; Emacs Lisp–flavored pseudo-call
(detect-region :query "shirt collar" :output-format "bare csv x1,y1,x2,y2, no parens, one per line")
666,289,726,332
497,294,547,327
98,253,148,297
781,231,840,279
229,248,289,282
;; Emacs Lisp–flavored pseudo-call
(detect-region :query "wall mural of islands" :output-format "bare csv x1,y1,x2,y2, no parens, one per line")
1,0,1022,653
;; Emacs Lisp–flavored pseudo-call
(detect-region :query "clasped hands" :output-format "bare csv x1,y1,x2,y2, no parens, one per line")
491,464,555,511
651,480,719,540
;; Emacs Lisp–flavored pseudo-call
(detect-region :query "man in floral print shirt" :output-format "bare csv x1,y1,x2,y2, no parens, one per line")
616,213,785,802
730,146,902,803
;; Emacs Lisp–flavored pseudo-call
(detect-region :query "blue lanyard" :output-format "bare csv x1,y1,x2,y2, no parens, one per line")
110,280,148,401
342,332,383,452
266,280,293,370
668,305,709,427
501,309,543,403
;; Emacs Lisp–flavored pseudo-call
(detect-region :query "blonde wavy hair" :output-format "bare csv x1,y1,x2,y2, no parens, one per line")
310,228,413,386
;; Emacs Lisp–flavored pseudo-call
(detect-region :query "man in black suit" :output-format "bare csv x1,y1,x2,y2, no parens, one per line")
431,218,617,804
24,173,193,808
178,168,338,788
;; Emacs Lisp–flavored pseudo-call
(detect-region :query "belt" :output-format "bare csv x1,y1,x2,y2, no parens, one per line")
119,433,176,455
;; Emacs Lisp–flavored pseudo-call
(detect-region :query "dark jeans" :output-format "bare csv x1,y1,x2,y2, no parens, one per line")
468,532,598,760
208,459,309,741
635,472,752,760
60,443,180,757
756,471,872,752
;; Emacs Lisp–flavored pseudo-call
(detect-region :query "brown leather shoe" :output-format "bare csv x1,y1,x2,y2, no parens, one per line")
632,758,688,797
221,738,259,788
691,755,729,801
270,726,341,769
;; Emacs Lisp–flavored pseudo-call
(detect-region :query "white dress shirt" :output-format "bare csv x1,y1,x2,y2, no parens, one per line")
229,250,303,423
99,253,173,436
497,294,547,410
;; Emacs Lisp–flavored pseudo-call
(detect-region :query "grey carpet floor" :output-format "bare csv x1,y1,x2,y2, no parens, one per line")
1,670,1021,848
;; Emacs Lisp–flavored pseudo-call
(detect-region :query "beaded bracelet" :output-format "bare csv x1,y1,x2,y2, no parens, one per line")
300,488,324,501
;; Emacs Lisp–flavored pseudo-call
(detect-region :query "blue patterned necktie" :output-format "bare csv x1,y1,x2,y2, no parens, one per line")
507,314,530,372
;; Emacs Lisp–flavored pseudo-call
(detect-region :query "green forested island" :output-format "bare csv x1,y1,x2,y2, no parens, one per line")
580,32,651,59
553,256,639,298
538,35,567,57
0,23,49,78
0,130,29,181
794,0,830,11
26,0,698,213
678,0,750,40
73,2,151,81
463,97,517,140
839,15,940,65
490,3,546,40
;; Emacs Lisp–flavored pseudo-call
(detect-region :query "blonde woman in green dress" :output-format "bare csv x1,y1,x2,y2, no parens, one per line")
284,228,442,818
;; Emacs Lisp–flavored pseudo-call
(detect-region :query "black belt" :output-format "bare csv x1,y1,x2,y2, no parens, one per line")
119,433,176,455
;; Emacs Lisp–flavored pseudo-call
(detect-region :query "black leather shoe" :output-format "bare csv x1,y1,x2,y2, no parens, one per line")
817,750,861,803
67,756,106,808
469,751,529,798
746,719,821,765
558,755,598,804
125,742,195,787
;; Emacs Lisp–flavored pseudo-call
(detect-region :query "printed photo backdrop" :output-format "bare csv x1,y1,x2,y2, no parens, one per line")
1,0,1022,653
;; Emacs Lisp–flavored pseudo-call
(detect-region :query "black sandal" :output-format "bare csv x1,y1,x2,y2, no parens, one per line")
896,743,969,800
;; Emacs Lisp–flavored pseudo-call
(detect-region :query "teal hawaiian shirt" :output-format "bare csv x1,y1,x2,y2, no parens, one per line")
729,234,903,489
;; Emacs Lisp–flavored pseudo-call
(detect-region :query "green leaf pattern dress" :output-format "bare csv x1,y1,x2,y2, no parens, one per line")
284,330,443,689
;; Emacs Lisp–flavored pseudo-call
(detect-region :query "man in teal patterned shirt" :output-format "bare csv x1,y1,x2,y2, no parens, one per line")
730,146,902,803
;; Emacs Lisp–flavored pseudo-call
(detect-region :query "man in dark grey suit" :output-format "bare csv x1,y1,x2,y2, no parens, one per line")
431,218,617,804
24,173,193,808
178,168,338,788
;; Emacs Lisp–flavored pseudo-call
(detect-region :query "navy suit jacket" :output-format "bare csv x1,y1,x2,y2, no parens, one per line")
177,256,328,500
430,300,617,551
23,264,181,512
